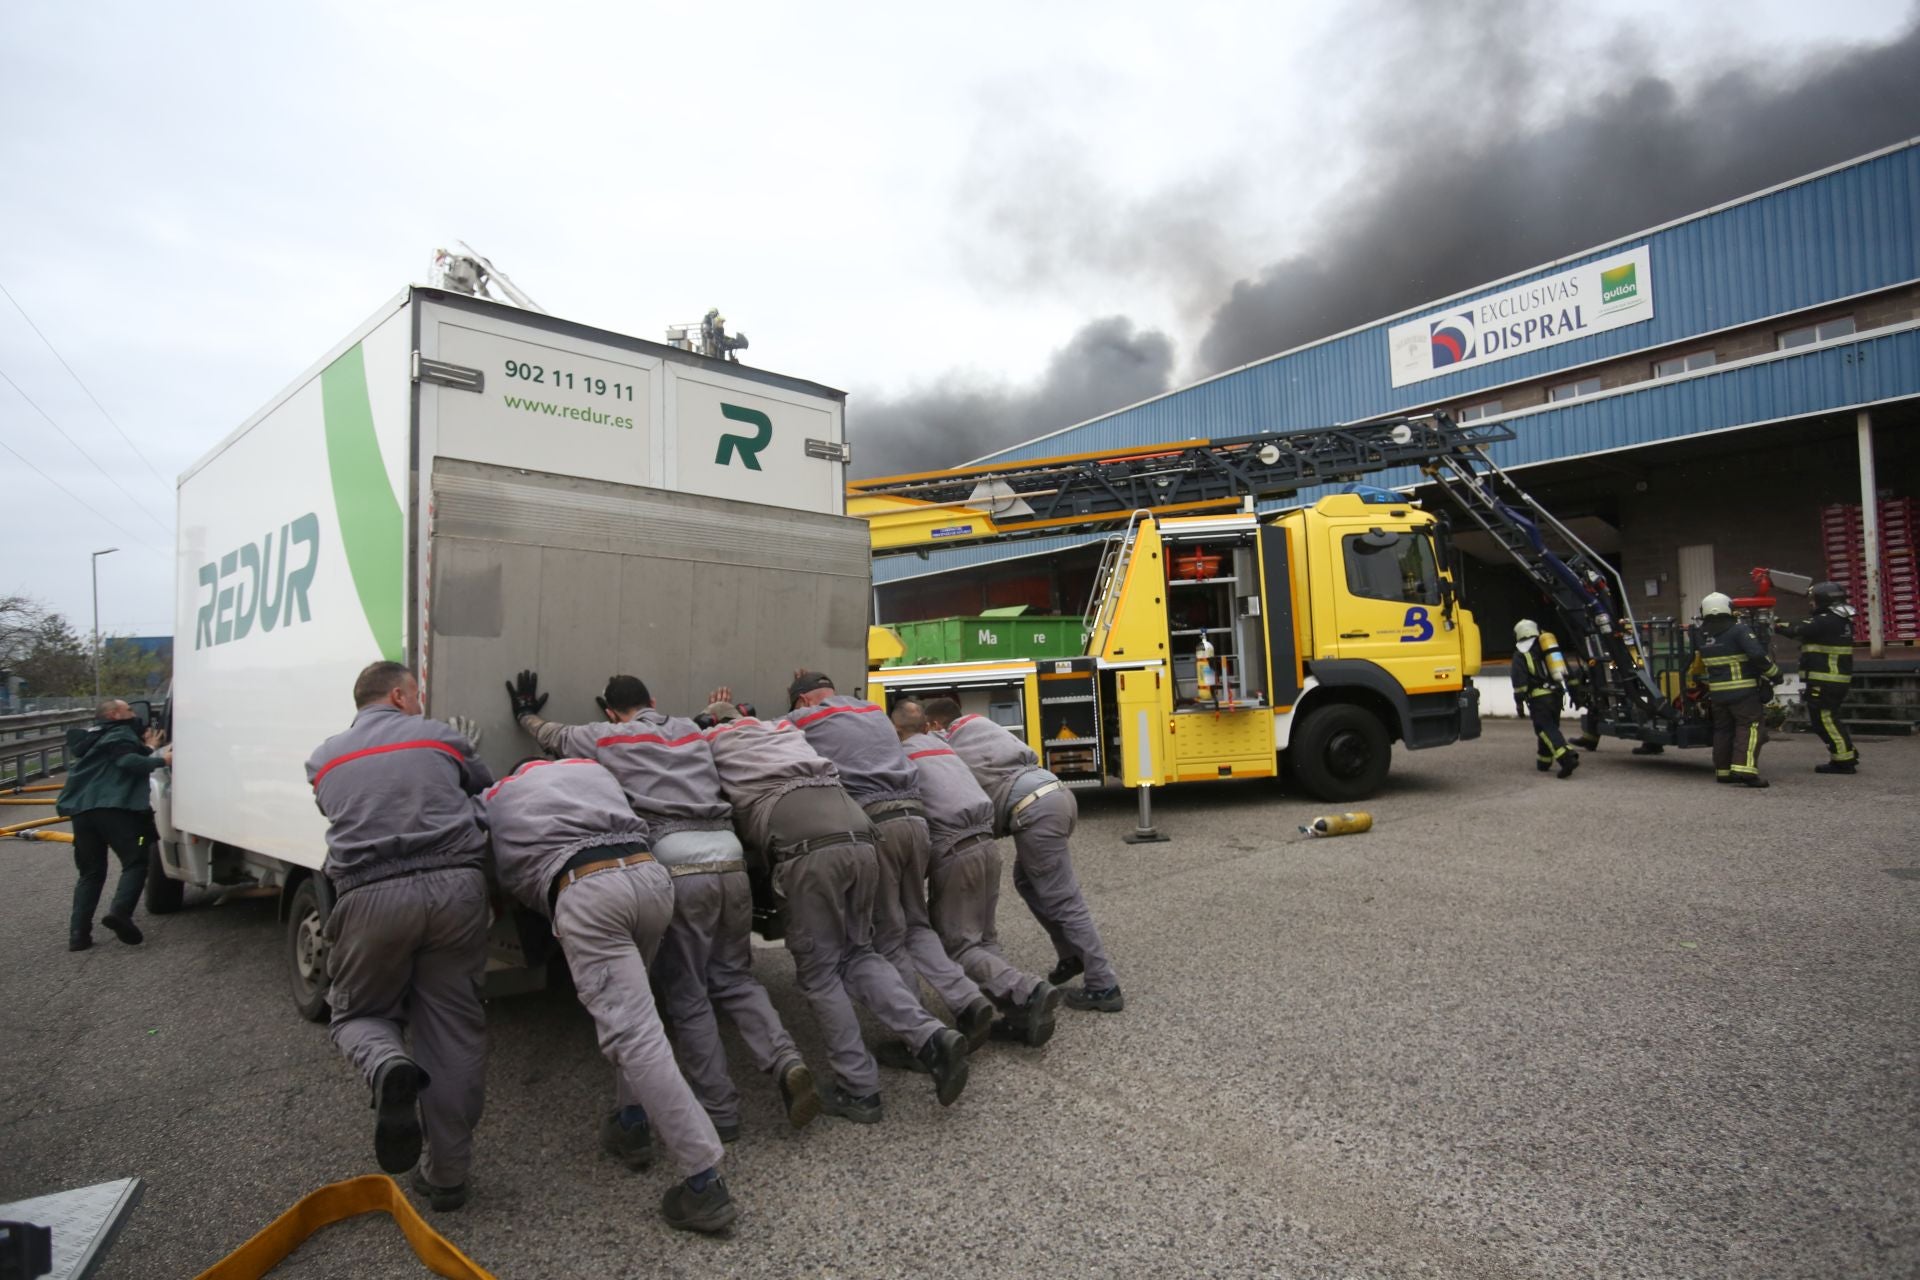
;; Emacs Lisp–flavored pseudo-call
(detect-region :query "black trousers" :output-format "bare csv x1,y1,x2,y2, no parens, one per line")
1527,693,1569,763
1805,681,1858,763
1710,690,1766,778
70,808,151,939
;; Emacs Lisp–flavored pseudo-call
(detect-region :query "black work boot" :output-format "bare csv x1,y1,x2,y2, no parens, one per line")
371,1058,424,1175
1065,985,1126,1013
712,1117,742,1143
662,1173,738,1234
600,1109,655,1169
1572,733,1601,751
1556,752,1580,780
1015,980,1061,1048
1536,760,1552,773
1814,761,1857,774
915,1028,970,1108
101,913,144,945
1631,743,1665,755
957,997,996,1050
820,1086,883,1124
410,1166,468,1212
872,1039,931,1074
69,932,93,952
777,1061,821,1129
1738,775,1770,789
1048,955,1084,986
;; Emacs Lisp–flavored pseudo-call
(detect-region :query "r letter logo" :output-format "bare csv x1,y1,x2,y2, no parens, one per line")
715,403,772,470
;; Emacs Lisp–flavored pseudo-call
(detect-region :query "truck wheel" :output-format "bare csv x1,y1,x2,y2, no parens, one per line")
145,844,185,915
286,878,331,1024
1291,704,1391,802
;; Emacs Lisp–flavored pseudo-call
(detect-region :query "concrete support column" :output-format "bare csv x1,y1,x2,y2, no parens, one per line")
1857,410,1884,658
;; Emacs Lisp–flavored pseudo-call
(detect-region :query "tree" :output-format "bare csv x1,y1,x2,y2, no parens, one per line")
0,595,99,698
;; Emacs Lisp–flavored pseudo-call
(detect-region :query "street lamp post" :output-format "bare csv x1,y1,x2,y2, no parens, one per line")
91,547,118,702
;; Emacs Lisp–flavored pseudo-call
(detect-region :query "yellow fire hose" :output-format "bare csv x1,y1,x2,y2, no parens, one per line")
0,797,58,805
10,829,73,843
0,814,69,835
192,1174,495,1280
1,782,62,795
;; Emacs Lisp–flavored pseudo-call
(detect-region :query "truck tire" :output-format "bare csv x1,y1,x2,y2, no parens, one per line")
1290,704,1391,802
286,877,331,1024
145,842,186,916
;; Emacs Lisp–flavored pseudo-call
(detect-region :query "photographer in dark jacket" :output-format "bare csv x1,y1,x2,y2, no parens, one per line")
56,699,171,951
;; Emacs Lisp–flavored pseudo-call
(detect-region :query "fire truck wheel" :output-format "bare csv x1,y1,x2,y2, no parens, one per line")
1291,704,1390,802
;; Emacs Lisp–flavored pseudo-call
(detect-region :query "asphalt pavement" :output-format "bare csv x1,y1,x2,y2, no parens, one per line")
2,722,1915,1279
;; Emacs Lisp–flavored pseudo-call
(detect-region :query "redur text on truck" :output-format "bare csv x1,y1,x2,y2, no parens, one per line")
149,286,867,1018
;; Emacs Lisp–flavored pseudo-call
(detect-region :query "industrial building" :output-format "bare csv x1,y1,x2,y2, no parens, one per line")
872,139,1920,666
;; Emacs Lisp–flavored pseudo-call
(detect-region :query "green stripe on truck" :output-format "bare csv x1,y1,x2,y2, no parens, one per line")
320,342,405,663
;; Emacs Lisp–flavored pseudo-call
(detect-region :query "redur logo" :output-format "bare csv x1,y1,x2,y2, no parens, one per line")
195,515,320,650
1600,263,1639,306
1428,313,1477,367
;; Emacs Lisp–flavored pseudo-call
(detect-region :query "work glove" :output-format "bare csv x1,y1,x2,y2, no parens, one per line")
506,669,547,719
447,715,483,750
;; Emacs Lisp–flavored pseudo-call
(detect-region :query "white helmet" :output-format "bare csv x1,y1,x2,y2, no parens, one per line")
1700,591,1734,618
1513,619,1540,642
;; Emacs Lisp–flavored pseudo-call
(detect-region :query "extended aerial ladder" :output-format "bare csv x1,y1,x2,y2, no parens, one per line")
853,412,1696,750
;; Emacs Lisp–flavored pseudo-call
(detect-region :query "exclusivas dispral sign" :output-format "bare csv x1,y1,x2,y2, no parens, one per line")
1387,246,1653,389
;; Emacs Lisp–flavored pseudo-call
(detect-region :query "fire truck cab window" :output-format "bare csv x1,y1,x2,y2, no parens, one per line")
1343,531,1440,604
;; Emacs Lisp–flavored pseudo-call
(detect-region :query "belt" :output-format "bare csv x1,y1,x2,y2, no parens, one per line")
666,859,747,878
550,844,655,911
947,831,997,857
863,798,924,822
774,830,869,862
1008,780,1065,823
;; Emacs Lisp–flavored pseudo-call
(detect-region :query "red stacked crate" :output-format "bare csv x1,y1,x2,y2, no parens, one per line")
1881,497,1917,643
1820,503,1866,607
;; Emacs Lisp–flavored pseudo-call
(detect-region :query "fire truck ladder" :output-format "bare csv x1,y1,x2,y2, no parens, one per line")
850,416,1519,555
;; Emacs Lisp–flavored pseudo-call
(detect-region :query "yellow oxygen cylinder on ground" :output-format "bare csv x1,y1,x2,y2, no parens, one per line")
1538,630,1570,686
1195,634,1217,703
1300,812,1372,837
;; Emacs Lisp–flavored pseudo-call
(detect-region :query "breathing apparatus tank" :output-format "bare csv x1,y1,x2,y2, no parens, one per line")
1537,630,1570,687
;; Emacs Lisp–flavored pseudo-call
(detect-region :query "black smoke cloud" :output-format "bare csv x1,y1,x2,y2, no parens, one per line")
851,316,1173,478
853,6,1920,475
1196,8,1920,373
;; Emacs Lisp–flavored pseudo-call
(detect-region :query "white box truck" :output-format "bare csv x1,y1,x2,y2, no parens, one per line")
148,286,869,1018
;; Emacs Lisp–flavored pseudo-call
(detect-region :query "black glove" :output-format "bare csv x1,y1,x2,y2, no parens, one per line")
735,702,755,719
506,669,548,718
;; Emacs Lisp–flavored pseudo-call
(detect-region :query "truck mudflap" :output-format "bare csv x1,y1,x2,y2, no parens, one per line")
1457,678,1482,741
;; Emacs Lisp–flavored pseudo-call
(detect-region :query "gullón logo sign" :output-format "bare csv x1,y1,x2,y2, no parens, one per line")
1388,245,1653,388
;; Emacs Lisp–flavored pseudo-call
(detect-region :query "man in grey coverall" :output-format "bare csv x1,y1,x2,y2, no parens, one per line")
306,661,492,1212
891,700,1060,1047
506,670,820,1139
784,671,995,1047
921,697,1123,1013
702,694,969,1123
482,755,736,1233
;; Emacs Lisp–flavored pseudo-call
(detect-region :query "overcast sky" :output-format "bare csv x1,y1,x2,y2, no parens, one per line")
2,0,1914,636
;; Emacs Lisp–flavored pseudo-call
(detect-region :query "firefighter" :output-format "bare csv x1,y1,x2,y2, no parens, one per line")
1774,581,1860,774
506,671,820,1138
1693,591,1782,788
919,697,1124,1014
702,694,970,1122
783,671,993,1044
1511,621,1579,779
482,757,736,1234
890,700,1060,1047
305,661,491,1212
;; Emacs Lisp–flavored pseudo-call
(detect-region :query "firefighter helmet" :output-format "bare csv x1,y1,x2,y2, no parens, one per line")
1513,619,1540,642
1809,581,1847,610
1700,591,1734,617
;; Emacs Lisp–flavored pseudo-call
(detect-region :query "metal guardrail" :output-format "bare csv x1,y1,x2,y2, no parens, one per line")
0,710,88,788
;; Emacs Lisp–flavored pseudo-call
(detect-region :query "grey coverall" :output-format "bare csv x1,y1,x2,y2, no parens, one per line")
786,697,982,1017
306,705,493,1189
899,733,1041,1008
482,757,724,1177
519,710,804,1130
943,714,1118,992
707,716,945,1097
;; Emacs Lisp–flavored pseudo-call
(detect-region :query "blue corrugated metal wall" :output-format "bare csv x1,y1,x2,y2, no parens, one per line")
984,142,1920,464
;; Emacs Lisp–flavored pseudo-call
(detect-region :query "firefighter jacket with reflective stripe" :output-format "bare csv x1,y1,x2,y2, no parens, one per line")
482,759,650,918
1509,645,1555,700
519,708,733,840
1694,618,1781,703
941,713,1056,834
900,733,995,858
306,705,493,893
1777,608,1855,684
785,696,920,809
